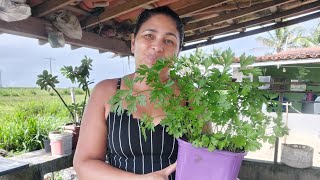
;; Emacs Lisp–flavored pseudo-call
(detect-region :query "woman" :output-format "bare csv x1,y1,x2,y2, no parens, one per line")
73,6,184,180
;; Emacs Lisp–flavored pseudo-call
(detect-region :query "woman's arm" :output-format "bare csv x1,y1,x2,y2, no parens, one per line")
73,79,140,179
73,79,175,180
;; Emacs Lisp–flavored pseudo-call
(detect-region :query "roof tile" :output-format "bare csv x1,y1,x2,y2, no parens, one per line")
255,47,320,62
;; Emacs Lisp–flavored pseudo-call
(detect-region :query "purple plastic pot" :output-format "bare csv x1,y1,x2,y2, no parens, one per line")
176,139,246,180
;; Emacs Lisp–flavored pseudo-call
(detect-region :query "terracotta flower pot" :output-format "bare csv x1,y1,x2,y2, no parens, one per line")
64,124,81,149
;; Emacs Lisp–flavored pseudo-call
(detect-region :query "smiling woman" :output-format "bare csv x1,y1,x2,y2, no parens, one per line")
132,14,180,68
73,6,184,180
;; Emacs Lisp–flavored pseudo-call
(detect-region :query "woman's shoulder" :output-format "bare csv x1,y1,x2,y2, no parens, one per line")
92,73,135,95
91,78,119,97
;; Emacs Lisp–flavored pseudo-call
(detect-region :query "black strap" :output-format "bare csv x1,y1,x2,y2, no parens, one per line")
117,78,121,90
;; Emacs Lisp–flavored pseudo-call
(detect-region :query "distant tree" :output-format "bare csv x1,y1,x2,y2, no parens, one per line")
256,26,307,53
298,22,320,47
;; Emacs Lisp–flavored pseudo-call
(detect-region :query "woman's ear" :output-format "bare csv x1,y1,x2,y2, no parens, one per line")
131,34,135,54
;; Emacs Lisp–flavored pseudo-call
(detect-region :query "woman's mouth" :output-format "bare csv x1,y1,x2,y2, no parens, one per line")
146,55,159,64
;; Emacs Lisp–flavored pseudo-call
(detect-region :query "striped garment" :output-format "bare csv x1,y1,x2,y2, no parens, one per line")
106,79,178,179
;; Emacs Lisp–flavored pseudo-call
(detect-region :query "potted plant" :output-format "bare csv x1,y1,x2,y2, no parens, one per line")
290,66,310,91
258,67,271,89
36,56,93,149
48,128,73,156
110,48,288,179
42,134,51,153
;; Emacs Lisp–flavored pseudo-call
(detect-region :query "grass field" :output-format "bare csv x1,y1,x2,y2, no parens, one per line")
0,87,85,112
0,87,86,154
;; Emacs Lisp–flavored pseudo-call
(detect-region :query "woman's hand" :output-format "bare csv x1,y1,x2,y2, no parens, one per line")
142,162,177,180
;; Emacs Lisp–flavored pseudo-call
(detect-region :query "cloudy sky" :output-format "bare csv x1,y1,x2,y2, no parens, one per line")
0,18,318,88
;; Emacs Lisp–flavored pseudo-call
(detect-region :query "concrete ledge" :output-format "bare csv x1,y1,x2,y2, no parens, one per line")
239,158,320,180
2,150,320,180
0,150,74,180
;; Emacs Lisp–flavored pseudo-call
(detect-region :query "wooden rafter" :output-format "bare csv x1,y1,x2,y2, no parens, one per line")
169,0,202,11
182,11,320,51
62,5,88,16
185,0,320,42
176,0,229,18
184,0,294,31
71,45,81,50
0,17,131,55
187,13,219,24
38,39,48,45
81,0,159,29
99,50,108,54
32,0,75,17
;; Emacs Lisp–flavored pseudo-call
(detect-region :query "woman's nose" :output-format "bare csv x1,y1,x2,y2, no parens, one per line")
151,40,164,53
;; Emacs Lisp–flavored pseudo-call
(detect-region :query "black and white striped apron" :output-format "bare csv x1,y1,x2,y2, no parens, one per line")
106,79,178,179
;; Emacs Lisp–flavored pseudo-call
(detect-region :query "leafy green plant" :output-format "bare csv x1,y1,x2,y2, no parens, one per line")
110,48,288,153
295,66,310,82
261,68,267,76
36,56,93,125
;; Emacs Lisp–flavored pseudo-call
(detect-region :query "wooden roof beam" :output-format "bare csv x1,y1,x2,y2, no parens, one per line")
185,0,294,31
142,4,155,10
81,0,159,29
99,50,109,54
71,45,81,50
182,11,320,51
32,0,75,17
176,0,229,18
38,39,48,45
185,1,320,42
169,0,202,10
0,17,131,55
62,5,88,16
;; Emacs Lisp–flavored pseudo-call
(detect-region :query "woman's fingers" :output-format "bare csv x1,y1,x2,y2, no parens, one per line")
162,162,177,176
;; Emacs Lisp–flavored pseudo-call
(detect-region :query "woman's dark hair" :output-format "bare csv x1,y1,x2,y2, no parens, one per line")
133,6,184,50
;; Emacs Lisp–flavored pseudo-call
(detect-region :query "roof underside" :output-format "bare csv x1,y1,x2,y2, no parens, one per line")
1,0,320,56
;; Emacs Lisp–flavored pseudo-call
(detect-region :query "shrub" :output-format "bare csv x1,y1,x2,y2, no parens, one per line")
30,90,37,95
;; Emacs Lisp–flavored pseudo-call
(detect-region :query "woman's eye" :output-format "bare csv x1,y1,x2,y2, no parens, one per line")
164,39,174,45
144,34,153,39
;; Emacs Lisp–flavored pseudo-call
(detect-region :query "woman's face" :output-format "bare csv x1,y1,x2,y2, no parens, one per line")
131,14,180,68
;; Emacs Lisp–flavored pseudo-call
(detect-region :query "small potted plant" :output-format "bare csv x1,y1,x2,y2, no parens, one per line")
110,48,288,179
290,66,310,91
48,128,73,156
36,56,93,149
42,134,51,153
258,67,271,89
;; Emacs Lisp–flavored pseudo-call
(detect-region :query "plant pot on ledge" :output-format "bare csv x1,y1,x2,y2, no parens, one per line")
36,57,93,151
290,67,310,91
43,139,51,153
49,131,73,156
258,76,271,89
290,80,306,91
281,144,313,168
64,124,81,149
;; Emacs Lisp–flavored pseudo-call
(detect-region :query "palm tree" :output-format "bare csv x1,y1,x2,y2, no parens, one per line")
256,26,306,53
298,22,320,47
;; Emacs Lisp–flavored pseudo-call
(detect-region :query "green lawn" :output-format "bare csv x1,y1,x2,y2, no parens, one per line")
0,87,85,112
0,87,87,154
